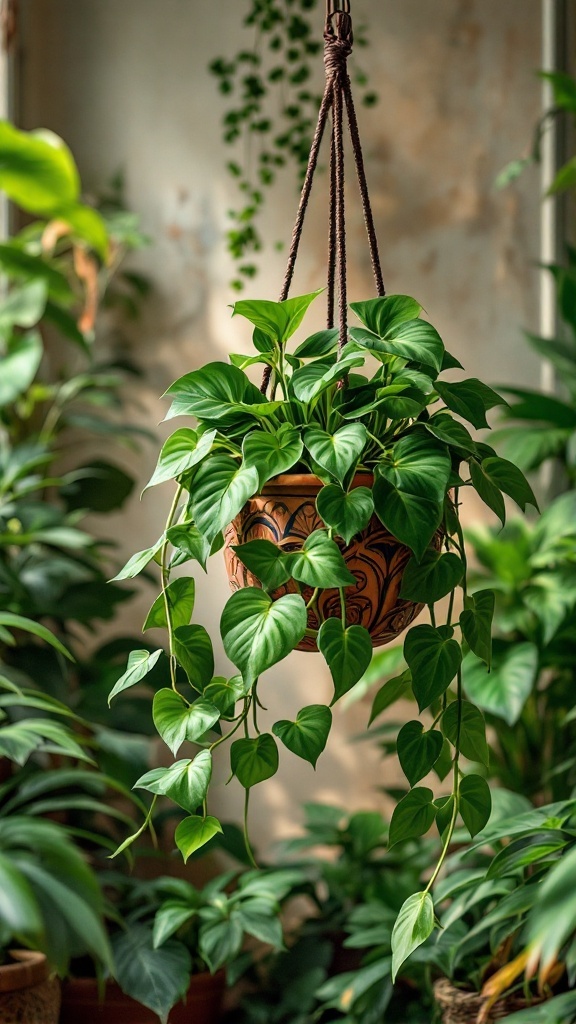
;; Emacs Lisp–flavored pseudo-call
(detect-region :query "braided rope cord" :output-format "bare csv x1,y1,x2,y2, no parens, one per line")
260,0,385,394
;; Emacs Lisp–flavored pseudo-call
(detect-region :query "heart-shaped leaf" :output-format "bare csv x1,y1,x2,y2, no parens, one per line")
368,670,412,725
272,705,332,767
111,537,164,581
285,530,356,589
145,428,216,490
294,328,339,358
174,815,223,862
460,590,495,668
373,477,443,562
144,578,196,631
173,624,214,690
304,424,367,485
153,690,220,755
221,588,307,686
165,362,266,428
389,787,436,847
350,319,444,372
477,456,538,513
316,483,374,544
424,413,477,455
400,550,464,604
233,539,291,591
135,750,212,813
459,774,492,838
462,641,538,726
351,295,423,338
231,734,279,788
376,433,451,504
190,455,259,544
404,625,461,711
397,721,444,786
203,675,248,715
441,699,489,765
391,891,435,982
242,424,303,488
317,618,373,702
469,459,506,525
435,378,505,430
109,649,163,703
291,353,364,402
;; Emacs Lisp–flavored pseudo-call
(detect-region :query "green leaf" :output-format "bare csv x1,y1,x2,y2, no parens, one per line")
477,457,538,513
0,122,80,213
459,775,492,838
424,413,477,455
460,590,494,668
112,924,191,1024
391,891,435,982
108,649,163,703
285,529,356,588
145,428,216,490
190,455,259,544
400,549,464,603
174,815,223,862
317,618,373,702
173,624,214,690
203,675,248,715
0,612,73,661
397,721,444,786
469,458,506,525
135,750,212,813
316,483,374,544
57,203,109,260
0,854,43,937
199,911,244,973
153,690,220,755
372,479,443,562
231,733,279,788
0,332,43,407
221,589,307,686
110,537,164,581
462,642,538,726
441,699,489,764
350,319,444,372
368,670,412,725
377,433,451,504
389,788,436,847
232,289,322,342
0,279,47,335
291,353,364,402
143,578,195,632
165,362,266,428
272,705,332,767
167,524,212,571
435,378,505,429
233,539,291,590
293,328,339,357
404,625,461,711
304,424,367,485
350,294,423,338
242,424,303,487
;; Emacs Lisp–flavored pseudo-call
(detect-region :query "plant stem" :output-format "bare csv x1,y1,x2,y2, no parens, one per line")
243,788,259,869
209,701,250,753
161,484,184,691
425,668,463,893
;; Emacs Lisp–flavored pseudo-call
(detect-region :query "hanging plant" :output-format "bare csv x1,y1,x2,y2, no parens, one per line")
110,1,538,978
209,0,377,290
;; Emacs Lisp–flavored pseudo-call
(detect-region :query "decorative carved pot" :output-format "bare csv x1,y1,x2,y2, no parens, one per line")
434,978,544,1024
0,950,60,1024
223,472,428,652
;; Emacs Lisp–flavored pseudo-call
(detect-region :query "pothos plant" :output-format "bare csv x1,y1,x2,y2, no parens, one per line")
110,287,537,975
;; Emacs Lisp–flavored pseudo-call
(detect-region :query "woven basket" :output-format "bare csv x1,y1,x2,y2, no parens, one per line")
434,978,542,1024
0,951,60,1024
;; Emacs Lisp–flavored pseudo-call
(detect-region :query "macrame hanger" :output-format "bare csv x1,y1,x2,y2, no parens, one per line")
260,0,385,394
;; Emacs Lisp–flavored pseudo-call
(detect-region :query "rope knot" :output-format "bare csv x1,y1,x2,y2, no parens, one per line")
323,12,353,76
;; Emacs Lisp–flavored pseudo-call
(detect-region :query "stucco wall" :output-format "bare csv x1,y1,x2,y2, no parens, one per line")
18,0,543,849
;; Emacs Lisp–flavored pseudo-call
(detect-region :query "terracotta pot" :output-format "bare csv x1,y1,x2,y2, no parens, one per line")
60,971,225,1024
224,473,430,651
434,977,544,1024
0,950,60,1024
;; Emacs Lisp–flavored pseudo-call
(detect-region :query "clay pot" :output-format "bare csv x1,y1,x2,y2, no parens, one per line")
0,950,60,1024
434,977,544,1024
223,473,429,651
60,971,225,1024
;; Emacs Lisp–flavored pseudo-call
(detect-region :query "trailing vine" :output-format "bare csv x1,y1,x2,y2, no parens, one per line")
209,0,378,290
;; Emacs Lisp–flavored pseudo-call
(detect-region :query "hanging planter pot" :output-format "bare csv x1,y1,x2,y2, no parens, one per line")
224,472,435,650
0,951,60,1024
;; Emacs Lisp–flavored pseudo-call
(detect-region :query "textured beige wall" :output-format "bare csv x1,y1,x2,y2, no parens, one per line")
19,0,543,850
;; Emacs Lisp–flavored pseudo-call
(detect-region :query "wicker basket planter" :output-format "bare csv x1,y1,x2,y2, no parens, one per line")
434,977,543,1024
0,951,60,1024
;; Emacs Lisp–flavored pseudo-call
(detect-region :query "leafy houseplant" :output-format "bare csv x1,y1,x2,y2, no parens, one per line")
111,284,538,973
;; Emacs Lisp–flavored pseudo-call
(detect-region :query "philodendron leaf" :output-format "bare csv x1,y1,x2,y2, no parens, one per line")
434,379,505,430
167,524,212,572
404,625,462,712
462,641,538,727
389,787,436,847
304,423,367,485
476,456,539,513
0,331,43,407
111,537,164,581
203,675,248,715
272,705,332,767
396,721,444,786
291,353,364,402
231,733,279,788
173,624,214,690
391,891,435,982
460,590,495,668
221,589,307,686
349,320,444,372
233,539,291,591
368,670,412,725
424,413,478,455
145,428,216,490
232,289,322,342
152,690,220,755
377,433,451,504
316,483,374,544
441,700,489,765
164,362,265,427
112,924,191,1024
317,618,373,703
459,774,492,838
242,424,303,488
294,328,339,358
190,455,259,544
372,478,443,563
108,649,163,703
174,815,223,862
285,530,356,589
144,577,196,631
469,459,506,525
351,294,422,338
135,750,212,813
400,550,464,604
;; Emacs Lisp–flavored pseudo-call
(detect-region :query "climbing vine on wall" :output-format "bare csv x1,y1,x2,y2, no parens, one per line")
209,0,377,290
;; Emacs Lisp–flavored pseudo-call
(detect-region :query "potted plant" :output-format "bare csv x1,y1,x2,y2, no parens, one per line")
110,280,538,972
